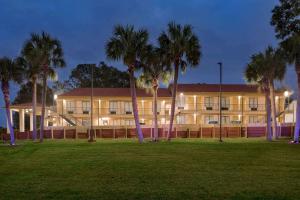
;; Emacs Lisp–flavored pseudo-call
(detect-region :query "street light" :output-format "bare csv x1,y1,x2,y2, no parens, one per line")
88,64,96,142
217,62,223,142
284,90,290,110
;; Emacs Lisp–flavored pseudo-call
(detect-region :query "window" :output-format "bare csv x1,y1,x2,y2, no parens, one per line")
249,97,258,110
177,95,185,109
249,116,258,124
109,101,118,114
176,115,186,124
66,101,75,114
204,115,215,124
204,97,213,110
82,119,90,126
221,116,230,124
152,101,161,114
124,102,132,114
82,101,90,114
221,97,230,110
124,120,135,126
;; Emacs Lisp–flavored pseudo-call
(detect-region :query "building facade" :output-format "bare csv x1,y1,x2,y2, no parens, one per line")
44,83,287,129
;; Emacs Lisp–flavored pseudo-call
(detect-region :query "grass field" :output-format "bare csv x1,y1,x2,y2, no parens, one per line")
0,138,300,200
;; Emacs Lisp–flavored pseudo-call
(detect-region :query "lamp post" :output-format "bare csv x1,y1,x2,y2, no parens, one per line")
89,64,96,142
217,62,223,142
53,94,57,107
284,91,290,110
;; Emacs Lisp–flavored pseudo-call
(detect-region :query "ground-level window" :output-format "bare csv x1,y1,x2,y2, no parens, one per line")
221,116,230,124
124,120,135,126
82,119,90,127
176,115,186,124
82,101,90,114
249,115,258,124
204,115,215,124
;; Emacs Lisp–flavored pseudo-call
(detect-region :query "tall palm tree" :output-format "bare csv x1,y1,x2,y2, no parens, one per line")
280,35,300,142
21,32,65,142
106,25,150,143
271,0,300,142
138,47,171,141
245,53,272,140
0,57,23,145
245,47,286,140
158,22,201,140
265,47,286,139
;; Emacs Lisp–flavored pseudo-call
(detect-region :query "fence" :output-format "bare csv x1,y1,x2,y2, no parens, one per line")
1,124,295,142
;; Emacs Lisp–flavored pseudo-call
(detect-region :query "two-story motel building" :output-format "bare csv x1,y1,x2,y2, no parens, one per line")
10,83,286,132
8,83,288,133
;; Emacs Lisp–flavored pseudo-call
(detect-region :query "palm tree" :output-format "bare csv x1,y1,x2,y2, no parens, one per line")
105,25,150,143
158,22,201,140
0,57,23,145
271,0,300,142
280,35,300,142
21,32,65,142
265,47,286,139
245,53,272,140
138,47,171,141
245,47,286,140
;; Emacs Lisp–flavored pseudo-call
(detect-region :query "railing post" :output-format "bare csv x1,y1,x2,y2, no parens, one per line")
200,124,203,138
75,128,78,139
113,127,116,139
51,127,54,139
63,127,66,139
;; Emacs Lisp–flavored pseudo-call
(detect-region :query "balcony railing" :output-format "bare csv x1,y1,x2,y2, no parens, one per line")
58,103,272,117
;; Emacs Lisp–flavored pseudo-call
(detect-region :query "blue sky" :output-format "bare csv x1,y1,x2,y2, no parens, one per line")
0,0,296,127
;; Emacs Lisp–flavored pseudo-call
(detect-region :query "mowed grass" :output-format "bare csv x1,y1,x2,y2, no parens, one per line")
0,139,300,200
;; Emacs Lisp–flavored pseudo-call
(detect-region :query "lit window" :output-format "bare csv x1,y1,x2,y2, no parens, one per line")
249,97,258,110
66,101,75,114
82,101,90,114
124,101,132,114
109,101,118,114
176,115,186,124
204,97,213,110
221,97,230,110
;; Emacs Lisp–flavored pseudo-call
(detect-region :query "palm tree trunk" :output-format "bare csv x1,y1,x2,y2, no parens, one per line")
1,81,15,145
153,85,158,142
129,69,143,143
265,88,272,141
40,75,47,142
268,79,277,139
293,62,300,143
168,62,179,140
32,78,37,141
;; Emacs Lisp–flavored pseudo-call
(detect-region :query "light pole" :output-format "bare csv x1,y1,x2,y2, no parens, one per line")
217,62,223,142
284,91,290,110
88,64,96,142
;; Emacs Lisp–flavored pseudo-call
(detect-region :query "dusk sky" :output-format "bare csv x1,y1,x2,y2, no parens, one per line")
0,0,296,127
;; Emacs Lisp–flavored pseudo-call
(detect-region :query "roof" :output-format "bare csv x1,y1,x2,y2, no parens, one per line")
10,102,43,109
59,88,172,97
171,83,261,93
59,83,271,98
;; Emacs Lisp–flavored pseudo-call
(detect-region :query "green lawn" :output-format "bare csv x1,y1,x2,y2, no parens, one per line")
0,139,300,200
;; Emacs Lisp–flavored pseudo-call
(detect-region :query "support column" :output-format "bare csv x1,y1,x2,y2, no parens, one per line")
30,112,33,131
19,109,25,132
6,109,13,133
